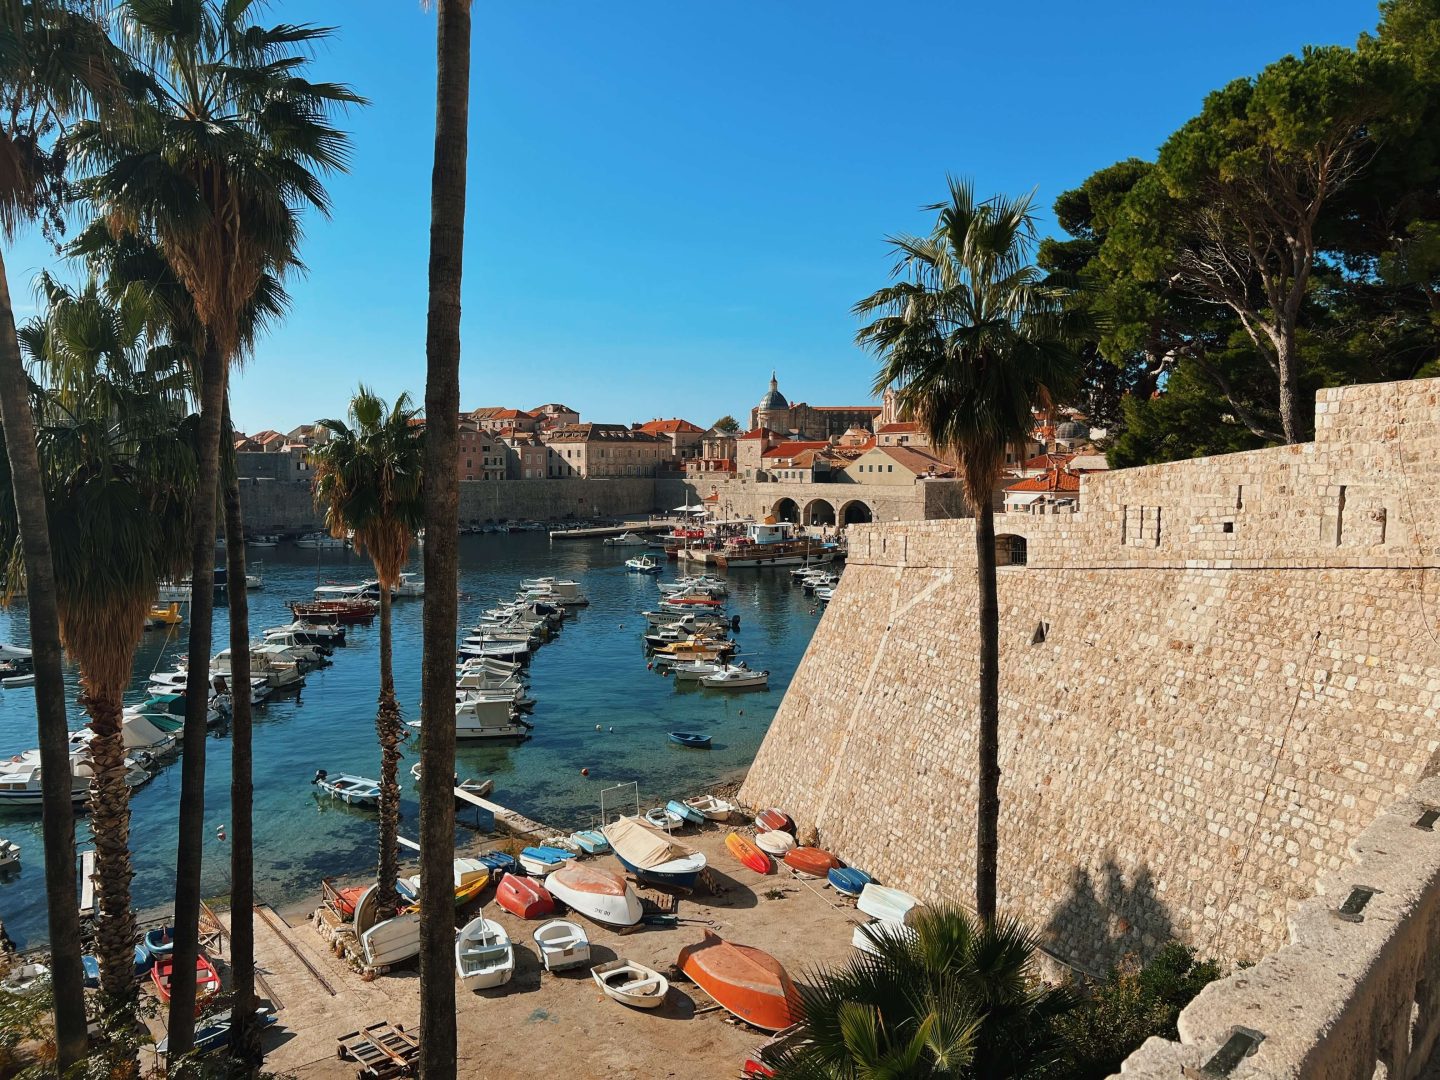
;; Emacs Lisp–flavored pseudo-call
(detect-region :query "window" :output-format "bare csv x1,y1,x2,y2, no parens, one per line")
887,464,893,472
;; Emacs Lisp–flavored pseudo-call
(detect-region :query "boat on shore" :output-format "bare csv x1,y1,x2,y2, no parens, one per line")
604,816,707,890
533,919,590,971
544,862,642,928
591,958,669,1009
361,912,421,968
495,872,555,919
686,794,739,822
519,846,575,876
152,955,221,1008
725,832,771,874
784,847,840,878
455,917,514,990
676,930,800,1031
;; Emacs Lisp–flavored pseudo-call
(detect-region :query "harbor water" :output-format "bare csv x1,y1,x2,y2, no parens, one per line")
0,532,825,948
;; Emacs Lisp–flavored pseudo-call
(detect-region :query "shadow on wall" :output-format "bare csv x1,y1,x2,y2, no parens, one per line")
1042,858,1175,972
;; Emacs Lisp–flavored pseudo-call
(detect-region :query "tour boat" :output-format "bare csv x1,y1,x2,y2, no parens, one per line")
827,867,872,897
544,862,643,928
784,847,841,878
455,917,514,990
569,828,609,855
0,752,93,807
532,919,591,972
676,930,800,1032
856,883,923,925
151,955,221,1007
603,531,648,546
625,554,662,574
495,872,555,919
604,816,707,890
288,598,377,623
668,731,712,748
361,912,421,968
519,846,575,876
313,581,370,600
312,770,382,807
725,832,772,874
592,958,669,1009
645,806,684,831
701,666,769,690
755,831,796,857
756,808,794,833
0,838,19,870
686,794,739,822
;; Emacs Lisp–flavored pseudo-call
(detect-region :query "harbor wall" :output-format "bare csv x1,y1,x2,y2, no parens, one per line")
740,377,1440,972
237,478,661,532
656,476,970,525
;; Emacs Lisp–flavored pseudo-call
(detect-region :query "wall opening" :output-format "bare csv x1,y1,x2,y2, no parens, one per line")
1031,620,1049,644
803,499,836,526
996,534,1028,566
1337,485,1347,546
840,500,873,526
772,497,799,523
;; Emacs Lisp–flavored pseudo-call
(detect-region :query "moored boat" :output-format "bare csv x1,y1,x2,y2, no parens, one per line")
668,731,712,748
676,930,800,1031
544,862,643,928
591,958,669,1009
0,837,19,870
455,917,514,990
312,770,382,807
725,832,772,874
700,666,769,690
495,872,555,919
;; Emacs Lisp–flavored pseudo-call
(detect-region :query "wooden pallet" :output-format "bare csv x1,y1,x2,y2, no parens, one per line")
336,1022,418,1079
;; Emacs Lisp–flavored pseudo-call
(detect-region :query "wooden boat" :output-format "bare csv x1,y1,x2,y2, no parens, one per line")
756,808,793,833
158,1008,276,1057
686,794,739,822
667,799,705,826
495,872,555,920
726,832,772,874
532,919,590,972
827,867,872,897
518,845,574,876
151,955,221,1007
288,598,377,623
454,917,514,990
569,829,609,855
754,830,795,857
668,731,712,749
676,930,800,1032
857,883,922,925
312,770,381,807
603,816,708,890
591,958,669,1009
143,925,176,960
361,912,422,968
544,862,642,927
784,847,841,878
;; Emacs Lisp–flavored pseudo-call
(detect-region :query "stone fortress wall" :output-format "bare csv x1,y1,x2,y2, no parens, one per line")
740,378,1440,973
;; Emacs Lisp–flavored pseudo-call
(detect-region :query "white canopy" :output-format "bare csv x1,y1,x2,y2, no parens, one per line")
672,505,707,513
602,816,697,869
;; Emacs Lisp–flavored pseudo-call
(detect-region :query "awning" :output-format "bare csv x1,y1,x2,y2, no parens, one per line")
672,505,707,513
1005,492,1044,506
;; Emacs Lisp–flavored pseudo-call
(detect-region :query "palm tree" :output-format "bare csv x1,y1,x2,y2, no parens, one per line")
419,2,471,1073
855,180,1080,922
313,388,425,921
770,906,1071,1078
11,277,196,1059
0,1,127,1064
70,0,362,1055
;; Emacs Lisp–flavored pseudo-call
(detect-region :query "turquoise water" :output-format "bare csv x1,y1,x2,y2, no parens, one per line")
0,532,823,948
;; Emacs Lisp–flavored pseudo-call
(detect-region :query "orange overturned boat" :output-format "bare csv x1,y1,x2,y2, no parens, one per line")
783,847,840,878
495,872,555,920
755,808,793,834
676,930,799,1032
726,832,772,874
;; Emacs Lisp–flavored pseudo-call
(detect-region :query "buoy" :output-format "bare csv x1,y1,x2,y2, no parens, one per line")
738,710,744,716
646,662,653,670
581,768,589,776
608,727,614,733
595,724,601,731
216,825,227,842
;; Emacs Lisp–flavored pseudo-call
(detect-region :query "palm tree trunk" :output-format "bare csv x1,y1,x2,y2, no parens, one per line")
0,248,87,1069
974,499,1000,924
419,3,470,1074
376,583,400,922
221,431,259,1069
166,338,226,1056
80,687,138,1037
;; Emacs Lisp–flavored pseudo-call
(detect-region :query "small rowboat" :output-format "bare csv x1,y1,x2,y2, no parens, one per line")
569,829,609,855
668,731,711,748
519,846,575,876
784,847,840,878
544,862,642,928
667,799,705,826
676,930,799,1032
455,917,513,990
754,830,795,857
591,958,669,1009
152,955,221,1009
686,794,739,822
532,919,590,972
495,872,555,920
645,806,683,831
726,832,772,874
857,883,922,925
143,925,176,960
756,808,793,833
312,770,382,807
827,867,872,896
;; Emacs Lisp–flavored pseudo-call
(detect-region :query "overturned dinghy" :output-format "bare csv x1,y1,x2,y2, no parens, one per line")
545,862,642,928
361,912,421,969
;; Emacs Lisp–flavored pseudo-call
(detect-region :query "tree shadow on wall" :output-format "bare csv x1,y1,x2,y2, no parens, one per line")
1040,858,1175,973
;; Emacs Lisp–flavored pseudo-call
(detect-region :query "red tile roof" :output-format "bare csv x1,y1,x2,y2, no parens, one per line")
876,444,955,477
1006,468,1082,493
738,427,778,440
1020,451,1076,472
877,422,919,434
638,418,704,435
762,441,830,459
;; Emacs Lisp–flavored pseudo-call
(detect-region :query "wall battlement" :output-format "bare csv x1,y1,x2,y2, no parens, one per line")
740,378,1440,970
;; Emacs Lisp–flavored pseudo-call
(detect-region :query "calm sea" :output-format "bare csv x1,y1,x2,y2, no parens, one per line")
0,532,824,948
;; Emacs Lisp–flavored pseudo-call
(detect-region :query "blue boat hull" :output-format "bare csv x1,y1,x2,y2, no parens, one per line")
667,799,705,825
479,852,518,875
613,851,702,890
668,732,712,748
828,867,872,896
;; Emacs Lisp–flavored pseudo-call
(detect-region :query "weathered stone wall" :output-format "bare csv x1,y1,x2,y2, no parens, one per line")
658,476,969,525
237,477,660,533
740,378,1440,969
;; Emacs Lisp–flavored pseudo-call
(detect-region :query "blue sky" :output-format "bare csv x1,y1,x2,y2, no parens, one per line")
4,0,1381,434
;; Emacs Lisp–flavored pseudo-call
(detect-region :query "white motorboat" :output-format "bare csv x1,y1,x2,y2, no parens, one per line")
246,534,279,547
0,643,33,661
755,830,796,857
856,883,923,925
545,863,643,928
212,645,306,689
457,684,535,712
410,696,532,741
265,620,346,647
591,959,669,1009
603,531,648,547
670,660,726,683
455,917,514,990
457,640,530,662
642,609,728,628
625,555,661,574
532,920,590,972
456,655,523,676
361,912,420,969
0,672,35,688
0,752,91,807
684,794,739,822
312,770,383,807
644,806,684,831
0,838,19,869
463,626,537,646
257,632,330,665
700,666,769,690
392,572,425,597
518,579,588,606
313,581,369,600
456,667,525,692
294,532,346,550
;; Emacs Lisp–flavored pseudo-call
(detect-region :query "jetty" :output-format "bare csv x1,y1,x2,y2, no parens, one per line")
548,521,670,540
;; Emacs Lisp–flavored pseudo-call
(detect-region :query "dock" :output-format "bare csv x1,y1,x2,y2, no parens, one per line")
547,521,671,540
454,789,549,839
78,849,96,917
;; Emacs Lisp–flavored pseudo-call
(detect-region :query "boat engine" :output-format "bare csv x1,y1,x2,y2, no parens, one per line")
312,769,327,785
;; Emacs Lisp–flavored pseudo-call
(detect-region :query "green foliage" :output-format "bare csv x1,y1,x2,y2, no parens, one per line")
1043,944,1223,1080
712,414,741,433
770,906,1072,1079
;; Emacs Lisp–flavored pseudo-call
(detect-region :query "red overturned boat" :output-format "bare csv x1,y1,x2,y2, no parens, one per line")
152,954,222,1011
677,930,800,1032
495,872,555,920
783,847,840,878
755,808,793,834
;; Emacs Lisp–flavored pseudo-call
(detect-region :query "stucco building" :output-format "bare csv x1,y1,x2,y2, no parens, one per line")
748,372,881,440
542,423,670,478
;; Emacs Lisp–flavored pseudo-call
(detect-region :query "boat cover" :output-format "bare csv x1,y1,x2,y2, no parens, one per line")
603,816,698,869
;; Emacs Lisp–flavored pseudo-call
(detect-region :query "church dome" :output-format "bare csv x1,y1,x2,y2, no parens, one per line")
758,372,788,412
1055,420,1089,441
